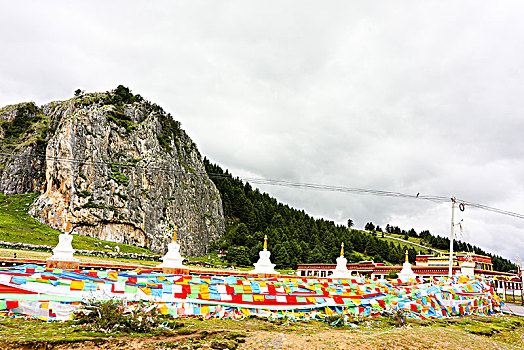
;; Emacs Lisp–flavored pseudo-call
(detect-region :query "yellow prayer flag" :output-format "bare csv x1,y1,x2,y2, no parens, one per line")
159,305,168,315
139,286,152,295
70,280,85,291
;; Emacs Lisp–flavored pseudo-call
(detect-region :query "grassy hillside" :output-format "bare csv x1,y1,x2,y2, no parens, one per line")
0,192,153,255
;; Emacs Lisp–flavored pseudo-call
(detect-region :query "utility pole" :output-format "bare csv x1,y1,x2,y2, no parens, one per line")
448,196,456,277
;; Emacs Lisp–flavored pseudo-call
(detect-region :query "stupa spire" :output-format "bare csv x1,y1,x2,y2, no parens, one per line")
173,225,178,242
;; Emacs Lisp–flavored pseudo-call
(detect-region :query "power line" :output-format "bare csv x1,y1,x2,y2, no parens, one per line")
456,200,524,220
1,151,523,220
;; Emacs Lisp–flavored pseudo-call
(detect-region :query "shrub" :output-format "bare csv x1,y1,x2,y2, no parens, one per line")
77,190,92,198
116,192,128,200
109,166,130,186
1,103,42,140
325,314,346,327
82,200,105,209
388,269,399,279
225,246,251,267
74,299,172,333
107,109,135,133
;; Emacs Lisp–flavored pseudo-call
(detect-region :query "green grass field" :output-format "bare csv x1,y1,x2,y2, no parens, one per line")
374,232,444,254
0,192,153,255
0,312,522,349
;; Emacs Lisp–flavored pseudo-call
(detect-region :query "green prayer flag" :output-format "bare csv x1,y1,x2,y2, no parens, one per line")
125,285,138,293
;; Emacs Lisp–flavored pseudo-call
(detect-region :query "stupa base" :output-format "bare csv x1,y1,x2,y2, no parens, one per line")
256,273,279,278
46,259,80,270
162,267,190,275
330,272,351,279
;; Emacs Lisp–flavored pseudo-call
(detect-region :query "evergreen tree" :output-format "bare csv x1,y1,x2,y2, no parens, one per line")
408,247,417,264
225,246,251,266
308,247,324,263
249,242,263,263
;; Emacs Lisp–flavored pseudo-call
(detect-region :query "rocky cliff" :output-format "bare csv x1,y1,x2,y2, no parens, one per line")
0,86,225,255
0,102,57,194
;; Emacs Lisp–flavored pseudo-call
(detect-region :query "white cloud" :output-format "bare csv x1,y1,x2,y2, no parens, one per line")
1,0,523,263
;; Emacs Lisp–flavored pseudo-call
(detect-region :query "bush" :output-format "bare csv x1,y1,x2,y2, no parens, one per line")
1,103,42,139
382,309,405,327
325,314,346,327
82,200,106,209
77,190,92,198
107,109,135,133
388,269,399,279
74,299,168,333
108,166,130,186
225,246,251,267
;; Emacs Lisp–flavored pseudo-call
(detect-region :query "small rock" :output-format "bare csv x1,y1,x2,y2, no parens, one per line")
210,339,236,350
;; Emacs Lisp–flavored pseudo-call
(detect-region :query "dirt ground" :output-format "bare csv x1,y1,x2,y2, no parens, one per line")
2,318,523,350
240,327,522,350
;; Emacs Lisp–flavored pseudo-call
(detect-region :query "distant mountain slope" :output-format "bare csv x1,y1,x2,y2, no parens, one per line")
204,159,516,272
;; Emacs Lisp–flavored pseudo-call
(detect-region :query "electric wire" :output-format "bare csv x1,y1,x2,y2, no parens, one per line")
1,151,523,220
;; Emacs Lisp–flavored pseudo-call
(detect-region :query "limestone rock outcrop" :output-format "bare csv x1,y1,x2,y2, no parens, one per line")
1,88,225,255
0,102,56,194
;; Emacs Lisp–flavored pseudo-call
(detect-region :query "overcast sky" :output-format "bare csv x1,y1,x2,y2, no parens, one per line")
1,1,523,263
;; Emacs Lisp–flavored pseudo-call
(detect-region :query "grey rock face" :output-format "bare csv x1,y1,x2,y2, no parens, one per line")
0,103,53,195
1,91,224,255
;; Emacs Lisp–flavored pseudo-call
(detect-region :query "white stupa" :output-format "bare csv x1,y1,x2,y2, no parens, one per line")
159,241,186,269
459,254,475,277
397,250,416,280
460,261,475,277
331,243,352,279
158,225,188,273
252,235,279,275
46,231,80,269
